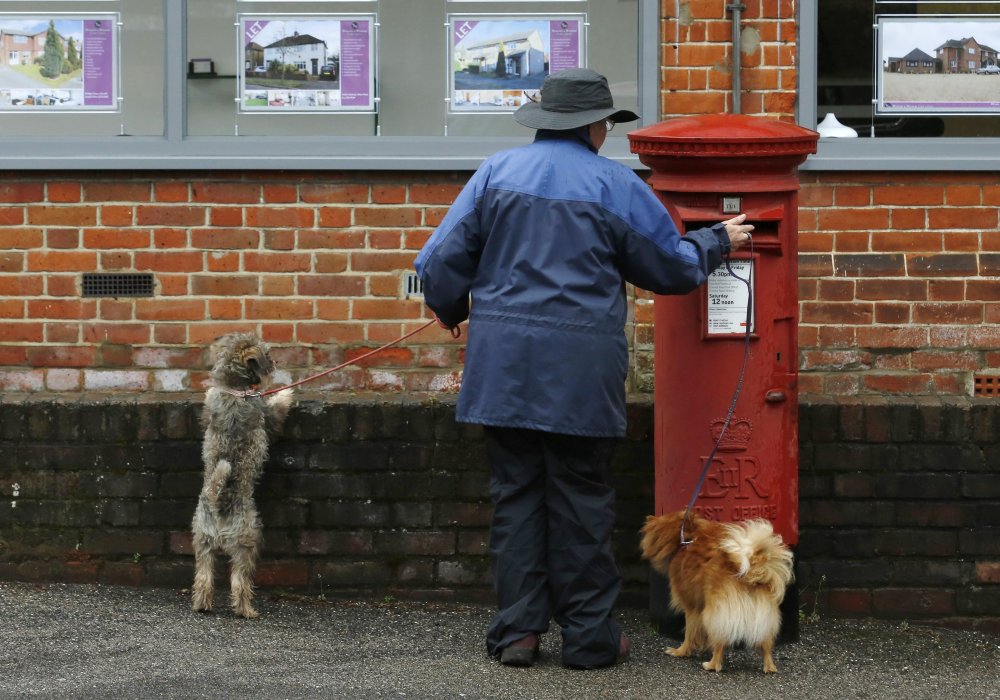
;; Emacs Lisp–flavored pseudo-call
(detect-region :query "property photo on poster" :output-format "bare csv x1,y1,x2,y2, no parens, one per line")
0,14,118,111
449,15,584,113
877,15,1000,114
240,15,374,112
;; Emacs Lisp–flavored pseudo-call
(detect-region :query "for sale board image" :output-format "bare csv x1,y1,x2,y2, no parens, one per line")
241,15,374,112
0,15,117,111
878,16,1000,114
450,15,583,113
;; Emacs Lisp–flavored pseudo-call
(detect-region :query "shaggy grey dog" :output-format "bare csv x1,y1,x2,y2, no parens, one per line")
191,332,294,618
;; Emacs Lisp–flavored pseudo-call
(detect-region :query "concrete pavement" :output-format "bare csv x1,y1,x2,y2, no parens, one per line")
1,581,998,699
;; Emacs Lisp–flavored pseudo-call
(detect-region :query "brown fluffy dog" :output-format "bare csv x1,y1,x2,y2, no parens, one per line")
191,332,293,618
640,511,793,673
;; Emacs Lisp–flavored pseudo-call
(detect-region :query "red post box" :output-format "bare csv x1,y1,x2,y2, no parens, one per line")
628,115,818,640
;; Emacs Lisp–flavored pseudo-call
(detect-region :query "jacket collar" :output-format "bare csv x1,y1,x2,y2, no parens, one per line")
534,127,598,154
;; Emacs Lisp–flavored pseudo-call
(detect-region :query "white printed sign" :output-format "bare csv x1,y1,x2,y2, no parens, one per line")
706,260,754,335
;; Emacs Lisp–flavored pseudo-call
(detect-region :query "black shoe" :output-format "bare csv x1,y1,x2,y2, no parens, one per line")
500,634,540,667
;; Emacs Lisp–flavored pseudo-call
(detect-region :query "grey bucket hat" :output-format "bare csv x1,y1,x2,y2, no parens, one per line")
514,68,640,131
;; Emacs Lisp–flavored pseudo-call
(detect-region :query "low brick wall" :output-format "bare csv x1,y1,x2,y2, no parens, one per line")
0,394,655,605
0,394,998,630
799,397,1000,632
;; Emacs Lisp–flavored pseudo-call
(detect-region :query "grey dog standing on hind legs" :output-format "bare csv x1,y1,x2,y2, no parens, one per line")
191,332,294,619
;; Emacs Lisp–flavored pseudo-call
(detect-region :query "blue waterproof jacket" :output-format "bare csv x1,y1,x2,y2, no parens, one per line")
414,131,731,437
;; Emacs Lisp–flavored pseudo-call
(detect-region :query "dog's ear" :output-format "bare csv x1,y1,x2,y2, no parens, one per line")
209,336,225,360
240,344,273,378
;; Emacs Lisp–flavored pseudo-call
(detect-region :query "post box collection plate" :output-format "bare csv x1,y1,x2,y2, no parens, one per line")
705,259,754,336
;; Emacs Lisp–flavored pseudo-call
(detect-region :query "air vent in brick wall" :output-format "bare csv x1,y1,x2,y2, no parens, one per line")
403,272,424,299
81,272,155,298
973,375,999,397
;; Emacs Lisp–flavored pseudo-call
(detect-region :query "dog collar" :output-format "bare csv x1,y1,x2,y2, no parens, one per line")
211,385,262,399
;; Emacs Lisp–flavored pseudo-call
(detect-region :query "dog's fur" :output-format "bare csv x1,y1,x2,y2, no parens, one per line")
191,332,293,618
639,511,794,673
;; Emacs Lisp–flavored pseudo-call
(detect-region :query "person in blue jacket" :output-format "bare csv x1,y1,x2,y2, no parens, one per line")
414,68,753,670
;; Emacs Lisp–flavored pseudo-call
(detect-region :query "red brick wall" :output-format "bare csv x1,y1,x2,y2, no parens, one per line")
660,0,797,119
0,173,467,394
799,173,1000,396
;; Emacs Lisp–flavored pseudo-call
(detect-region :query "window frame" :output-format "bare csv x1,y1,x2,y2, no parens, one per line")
1,0,658,171
799,1,1000,171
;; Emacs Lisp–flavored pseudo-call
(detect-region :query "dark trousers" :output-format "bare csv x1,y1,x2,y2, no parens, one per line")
483,426,623,668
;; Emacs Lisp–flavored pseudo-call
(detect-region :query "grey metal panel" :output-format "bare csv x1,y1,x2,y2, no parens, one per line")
167,0,184,142
797,0,817,131
0,132,643,169
378,0,448,136
801,138,1000,171
638,0,657,125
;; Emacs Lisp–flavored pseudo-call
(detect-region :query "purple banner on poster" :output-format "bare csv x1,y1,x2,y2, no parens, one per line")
454,19,478,46
548,20,580,74
83,19,113,106
340,20,370,108
244,19,270,45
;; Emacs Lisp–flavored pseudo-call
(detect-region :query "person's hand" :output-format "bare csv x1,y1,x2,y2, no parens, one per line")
435,316,462,338
723,213,754,251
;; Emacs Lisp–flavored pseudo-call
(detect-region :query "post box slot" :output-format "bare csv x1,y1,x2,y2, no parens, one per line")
683,221,726,235
744,219,781,251
682,219,781,252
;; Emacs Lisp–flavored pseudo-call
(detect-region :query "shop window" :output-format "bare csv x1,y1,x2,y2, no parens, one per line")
802,0,1000,169
0,0,655,169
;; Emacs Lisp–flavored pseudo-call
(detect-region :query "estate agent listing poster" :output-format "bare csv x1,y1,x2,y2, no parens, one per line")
240,15,374,112
0,14,118,111
877,15,1000,114
450,15,584,113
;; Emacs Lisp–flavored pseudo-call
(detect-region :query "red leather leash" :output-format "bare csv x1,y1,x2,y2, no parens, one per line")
246,319,460,398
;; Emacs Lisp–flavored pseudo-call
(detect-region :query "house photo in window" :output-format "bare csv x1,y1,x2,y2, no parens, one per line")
448,14,584,114
238,14,375,113
878,15,1000,114
0,0,162,137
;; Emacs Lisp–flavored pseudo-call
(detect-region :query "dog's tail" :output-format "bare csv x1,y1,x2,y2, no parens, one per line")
202,459,232,511
719,519,794,601
639,511,689,576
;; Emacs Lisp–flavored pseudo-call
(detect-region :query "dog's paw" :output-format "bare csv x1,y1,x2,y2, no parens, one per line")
702,660,723,672
191,598,213,614
235,606,259,620
665,646,691,658
267,389,295,422
268,388,294,409
191,587,213,613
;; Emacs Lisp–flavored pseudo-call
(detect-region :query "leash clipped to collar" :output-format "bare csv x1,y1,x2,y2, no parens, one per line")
214,386,262,399
215,319,459,400
679,236,754,547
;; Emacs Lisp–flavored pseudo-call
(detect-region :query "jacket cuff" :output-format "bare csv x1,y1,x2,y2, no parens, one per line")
712,222,731,254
